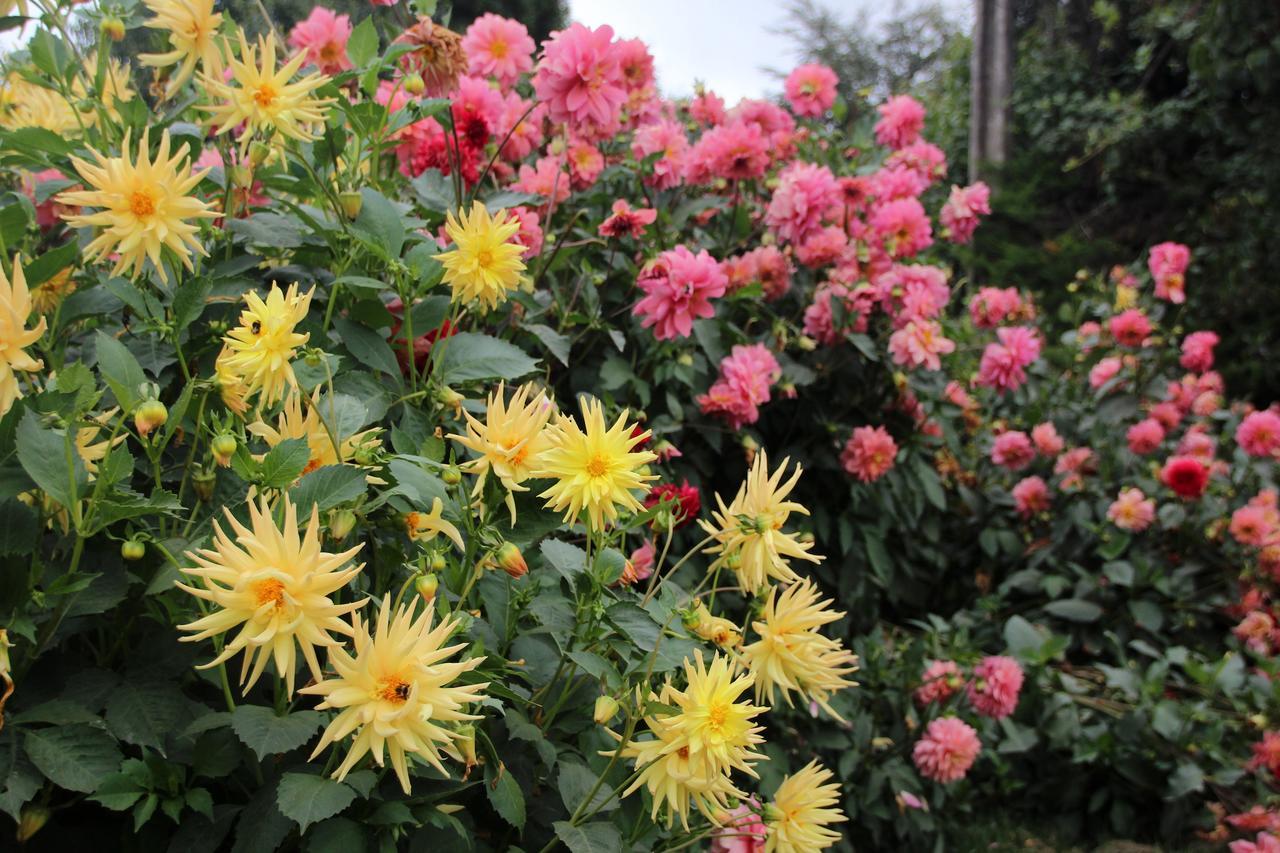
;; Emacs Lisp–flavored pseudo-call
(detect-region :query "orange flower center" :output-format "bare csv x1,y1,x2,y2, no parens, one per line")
586,454,608,478
707,702,728,732
253,82,278,108
377,676,412,704
130,189,156,218
489,39,508,59
254,578,285,608
475,248,493,267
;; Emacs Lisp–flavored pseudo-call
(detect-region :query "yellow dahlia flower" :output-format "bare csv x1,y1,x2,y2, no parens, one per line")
405,497,464,551
0,0,28,17
699,452,822,594
436,202,527,311
201,30,334,153
742,579,858,718
615,652,766,828
73,55,136,127
220,283,313,406
538,396,656,533
247,389,382,477
176,492,365,696
448,382,553,522
30,266,75,316
59,129,216,284
764,760,847,853
687,601,742,649
140,0,224,98
214,344,251,416
0,257,46,416
0,73,78,134
302,597,488,794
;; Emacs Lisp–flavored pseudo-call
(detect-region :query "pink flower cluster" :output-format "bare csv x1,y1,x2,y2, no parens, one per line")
1149,241,1190,304
632,246,727,341
698,344,782,430
977,326,1041,393
940,182,991,244
968,286,1025,328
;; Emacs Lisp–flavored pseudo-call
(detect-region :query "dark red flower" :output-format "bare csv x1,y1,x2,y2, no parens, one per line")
645,480,701,528
1161,454,1209,499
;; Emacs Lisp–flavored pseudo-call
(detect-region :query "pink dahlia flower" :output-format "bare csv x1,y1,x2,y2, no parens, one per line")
967,655,1024,719
1012,476,1050,517
913,717,980,784
991,430,1034,471
1238,410,1280,458
1180,330,1219,374
1108,488,1155,531
870,197,933,258
841,426,898,483
631,119,689,189
532,23,626,138
889,319,954,371
461,13,534,86
633,246,727,341
977,326,1041,393
683,120,770,184
1148,241,1190,304
698,344,781,430
915,660,962,705
784,63,838,117
1126,418,1165,455
940,182,991,244
875,94,926,149
1089,357,1124,390
969,286,1023,328
766,161,840,245
288,7,353,75
1031,422,1064,457
1109,308,1152,347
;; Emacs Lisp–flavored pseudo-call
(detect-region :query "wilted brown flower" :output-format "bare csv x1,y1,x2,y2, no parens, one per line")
395,18,467,97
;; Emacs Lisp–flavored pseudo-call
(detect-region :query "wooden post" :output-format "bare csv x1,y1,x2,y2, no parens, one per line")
969,0,1012,183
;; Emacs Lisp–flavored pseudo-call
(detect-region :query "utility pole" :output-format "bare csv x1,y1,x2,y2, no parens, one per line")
969,0,1012,183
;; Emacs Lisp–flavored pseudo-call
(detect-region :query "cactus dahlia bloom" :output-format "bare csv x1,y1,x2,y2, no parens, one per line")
139,0,224,97
303,598,488,794
247,390,382,476
220,282,313,407
395,17,469,96
59,130,216,284
538,396,656,532
614,652,766,828
201,30,334,153
763,760,847,853
0,257,46,416
176,493,366,696
448,382,554,521
436,201,528,311
743,579,858,717
700,452,823,594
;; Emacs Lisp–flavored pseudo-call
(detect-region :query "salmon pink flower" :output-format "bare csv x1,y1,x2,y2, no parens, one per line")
288,7,353,75
916,660,962,705
870,198,933,258
991,431,1034,471
633,246,726,340
461,13,534,86
875,94,925,149
889,319,954,371
1012,476,1050,517
969,286,1023,328
1126,418,1165,455
841,426,898,483
1109,308,1152,347
1180,330,1219,373
1238,410,1280,458
532,23,625,138
698,344,781,430
599,199,656,238
1149,241,1190,304
913,717,980,783
1108,488,1155,531
766,161,840,245
1089,357,1123,390
631,119,689,189
784,63,838,117
1031,423,1063,457
940,182,991,244
967,656,1023,719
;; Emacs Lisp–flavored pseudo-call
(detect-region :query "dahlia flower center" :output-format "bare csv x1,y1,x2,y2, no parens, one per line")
475,248,494,267
129,189,157,218
253,82,279,108
586,454,609,478
707,702,729,733
253,578,286,609
488,39,508,58
319,42,341,62
377,675,412,704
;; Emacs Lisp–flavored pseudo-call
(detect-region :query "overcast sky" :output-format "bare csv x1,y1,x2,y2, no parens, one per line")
569,0,971,103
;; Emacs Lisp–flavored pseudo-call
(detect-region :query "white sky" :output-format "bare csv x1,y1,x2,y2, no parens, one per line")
569,0,970,103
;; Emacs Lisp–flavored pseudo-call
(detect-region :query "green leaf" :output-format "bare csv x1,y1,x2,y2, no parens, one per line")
230,706,324,760
105,682,188,753
606,603,660,652
540,539,586,580
1166,762,1204,799
1003,615,1045,660
333,318,401,379
276,773,357,833
352,189,405,259
90,761,149,811
0,498,37,554
289,465,368,515
16,410,87,510
25,724,123,793
23,240,77,287
863,530,892,587
171,276,213,333
347,17,378,67
526,323,570,366
1043,599,1103,622
437,332,538,384
259,438,312,488
553,821,621,853
557,761,618,815
485,761,525,830
94,331,147,413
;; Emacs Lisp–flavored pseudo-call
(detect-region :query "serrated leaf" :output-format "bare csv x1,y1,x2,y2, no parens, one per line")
526,323,570,365
557,761,618,815
16,410,88,510
230,706,324,760
258,438,312,488
276,773,356,833
553,821,621,853
346,17,378,67
25,724,123,793
485,761,525,830
94,331,147,413
540,539,586,580
437,333,538,384
352,189,405,259
333,318,401,379
288,465,368,515
105,682,188,753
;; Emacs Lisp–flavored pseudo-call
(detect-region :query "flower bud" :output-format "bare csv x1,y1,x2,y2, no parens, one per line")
593,695,619,725
796,335,817,352
677,352,693,367
496,542,527,578
211,433,237,467
100,16,125,41
456,724,477,772
415,573,439,603
328,509,356,541
437,386,464,408
248,141,272,168
338,190,363,220
192,469,216,501
430,552,447,572
120,539,145,561
134,399,167,437
403,73,425,95
228,164,253,189
442,465,462,486
17,804,49,843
